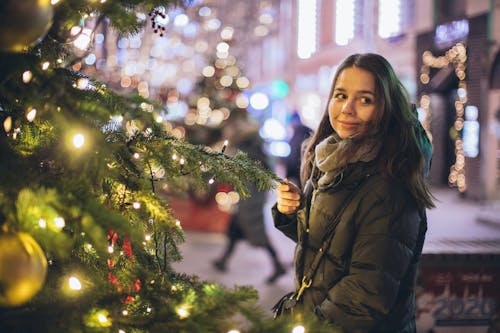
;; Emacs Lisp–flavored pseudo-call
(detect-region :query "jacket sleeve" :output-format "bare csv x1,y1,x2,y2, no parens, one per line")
316,193,421,331
271,203,298,242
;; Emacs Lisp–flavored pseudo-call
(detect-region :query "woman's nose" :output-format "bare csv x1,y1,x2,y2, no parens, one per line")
341,98,355,114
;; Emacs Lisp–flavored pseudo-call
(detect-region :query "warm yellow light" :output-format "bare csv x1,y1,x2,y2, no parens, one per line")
227,330,240,333
3,116,12,132
176,306,189,319
26,108,37,122
132,202,141,209
175,220,182,228
38,218,47,228
133,153,140,159
208,178,215,184
97,313,108,323
73,133,85,148
292,325,306,333
108,246,114,253
69,276,82,290
22,70,33,83
41,61,50,70
54,217,66,229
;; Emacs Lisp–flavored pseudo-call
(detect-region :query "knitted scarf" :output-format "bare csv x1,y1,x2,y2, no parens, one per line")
314,133,381,187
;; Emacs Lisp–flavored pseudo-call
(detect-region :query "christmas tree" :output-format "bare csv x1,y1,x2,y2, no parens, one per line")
0,1,333,332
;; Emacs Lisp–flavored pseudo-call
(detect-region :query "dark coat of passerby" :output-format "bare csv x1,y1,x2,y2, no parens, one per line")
285,112,312,188
214,110,286,284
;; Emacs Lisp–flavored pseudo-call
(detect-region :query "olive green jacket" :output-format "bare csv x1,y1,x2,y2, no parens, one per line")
273,160,427,333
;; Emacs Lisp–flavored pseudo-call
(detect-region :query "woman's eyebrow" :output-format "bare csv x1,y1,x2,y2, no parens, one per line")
334,87,375,95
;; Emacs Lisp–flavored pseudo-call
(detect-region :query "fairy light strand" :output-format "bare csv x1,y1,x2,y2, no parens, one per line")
420,42,468,192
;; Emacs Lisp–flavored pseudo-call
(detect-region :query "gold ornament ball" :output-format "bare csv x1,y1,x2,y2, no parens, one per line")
0,0,54,53
0,232,48,307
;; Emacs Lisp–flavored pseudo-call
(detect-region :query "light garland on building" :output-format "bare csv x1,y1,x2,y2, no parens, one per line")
420,42,468,192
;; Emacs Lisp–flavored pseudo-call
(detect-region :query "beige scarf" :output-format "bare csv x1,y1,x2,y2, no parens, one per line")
315,134,381,187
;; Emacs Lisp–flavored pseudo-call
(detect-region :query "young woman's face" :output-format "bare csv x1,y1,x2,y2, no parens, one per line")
328,66,379,139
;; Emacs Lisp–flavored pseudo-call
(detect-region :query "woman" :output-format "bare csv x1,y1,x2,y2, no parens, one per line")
273,53,434,332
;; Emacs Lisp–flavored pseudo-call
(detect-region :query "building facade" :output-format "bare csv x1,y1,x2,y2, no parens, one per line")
248,0,499,201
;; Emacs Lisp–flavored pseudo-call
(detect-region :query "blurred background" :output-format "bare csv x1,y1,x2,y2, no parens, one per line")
72,0,500,332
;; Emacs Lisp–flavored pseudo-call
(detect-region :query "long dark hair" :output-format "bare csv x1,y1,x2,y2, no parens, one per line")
300,53,434,209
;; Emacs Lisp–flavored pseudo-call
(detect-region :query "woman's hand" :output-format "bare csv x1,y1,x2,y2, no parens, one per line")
276,179,301,215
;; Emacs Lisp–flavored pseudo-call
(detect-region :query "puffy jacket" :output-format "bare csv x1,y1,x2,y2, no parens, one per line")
273,159,427,333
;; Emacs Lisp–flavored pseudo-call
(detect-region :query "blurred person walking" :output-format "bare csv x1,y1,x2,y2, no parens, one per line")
213,110,286,284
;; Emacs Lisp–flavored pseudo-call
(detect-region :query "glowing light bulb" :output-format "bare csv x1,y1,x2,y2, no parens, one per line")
292,325,305,333
208,178,215,184
172,153,178,160
73,133,85,148
3,116,12,132
176,306,189,319
108,246,114,253
145,234,151,241
179,158,185,165
54,217,65,229
132,202,141,209
38,218,47,228
41,61,50,70
22,70,33,83
69,276,82,290
97,313,108,323
26,108,37,122
175,220,182,228
227,330,240,333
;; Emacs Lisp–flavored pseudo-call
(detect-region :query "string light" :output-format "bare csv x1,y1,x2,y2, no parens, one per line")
26,108,37,122
292,325,306,333
222,140,229,153
420,42,468,192
176,305,190,319
22,71,33,83
3,116,12,133
68,276,82,290
41,61,50,70
38,218,47,228
54,216,66,229
132,202,141,209
73,133,85,148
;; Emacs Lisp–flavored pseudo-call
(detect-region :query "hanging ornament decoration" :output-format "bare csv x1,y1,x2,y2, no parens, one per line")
148,6,168,37
0,0,54,53
0,231,48,307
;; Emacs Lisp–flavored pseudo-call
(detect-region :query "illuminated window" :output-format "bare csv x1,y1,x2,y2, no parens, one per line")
297,0,317,59
378,0,402,38
335,0,356,46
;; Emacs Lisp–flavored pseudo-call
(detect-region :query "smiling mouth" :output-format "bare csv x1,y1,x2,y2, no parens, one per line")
339,121,360,128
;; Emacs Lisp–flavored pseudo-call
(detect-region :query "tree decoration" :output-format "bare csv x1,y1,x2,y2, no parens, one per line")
0,232,48,307
149,6,168,37
0,0,54,53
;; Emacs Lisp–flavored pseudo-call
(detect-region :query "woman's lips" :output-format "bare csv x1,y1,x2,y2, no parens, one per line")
338,121,360,129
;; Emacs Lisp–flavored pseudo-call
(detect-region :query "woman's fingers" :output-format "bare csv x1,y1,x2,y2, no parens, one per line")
276,179,301,214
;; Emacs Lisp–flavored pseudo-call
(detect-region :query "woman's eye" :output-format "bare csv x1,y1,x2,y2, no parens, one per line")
360,97,373,104
334,93,346,100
